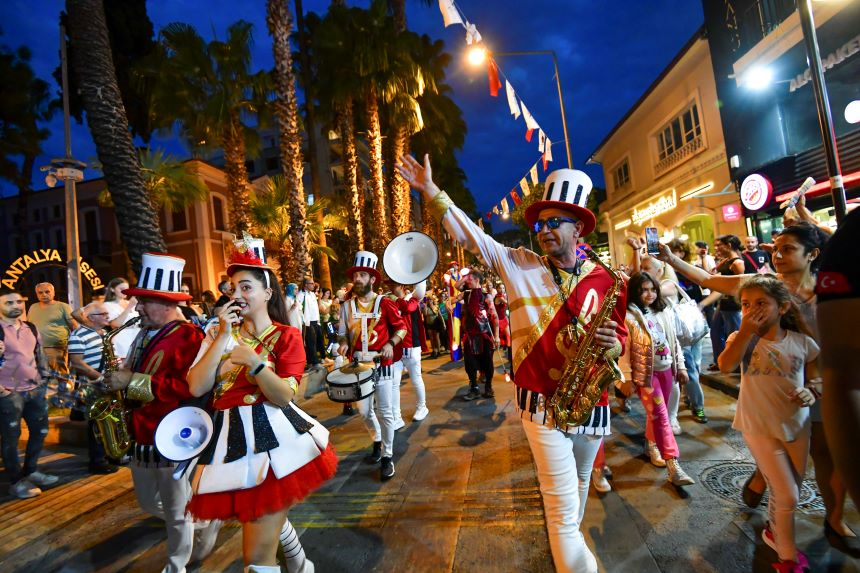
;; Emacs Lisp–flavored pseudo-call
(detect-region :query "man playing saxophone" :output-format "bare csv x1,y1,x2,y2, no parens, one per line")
398,155,627,573
103,253,216,573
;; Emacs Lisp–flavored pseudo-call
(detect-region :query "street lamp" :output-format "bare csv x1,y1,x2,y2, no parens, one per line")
797,0,847,224
467,44,574,169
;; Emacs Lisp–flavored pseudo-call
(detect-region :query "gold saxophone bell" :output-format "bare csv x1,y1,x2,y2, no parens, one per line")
89,316,141,459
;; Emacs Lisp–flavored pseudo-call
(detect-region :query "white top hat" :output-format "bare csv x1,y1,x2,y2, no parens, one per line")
226,233,272,276
524,169,597,235
346,250,381,282
123,253,191,302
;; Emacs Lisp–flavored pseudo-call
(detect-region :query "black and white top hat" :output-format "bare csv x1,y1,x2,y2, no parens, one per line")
346,250,381,283
123,253,191,302
524,169,597,235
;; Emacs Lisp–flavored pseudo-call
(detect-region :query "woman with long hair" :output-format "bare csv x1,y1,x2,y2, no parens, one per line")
101,277,140,360
186,242,338,572
658,223,859,557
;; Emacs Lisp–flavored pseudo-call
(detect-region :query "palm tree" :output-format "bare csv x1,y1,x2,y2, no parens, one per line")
252,175,345,286
66,0,165,270
0,43,58,252
143,21,270,237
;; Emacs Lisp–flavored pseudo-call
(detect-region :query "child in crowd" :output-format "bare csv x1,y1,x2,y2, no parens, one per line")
621,272,694,486
718,275,819,573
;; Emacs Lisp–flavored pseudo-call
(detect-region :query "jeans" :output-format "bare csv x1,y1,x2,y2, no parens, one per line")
639,369,679,459
0,385,49,484
710,310,741,363
464,338,494,390
682,339,705,410
520,419,601,573
304,321,323,365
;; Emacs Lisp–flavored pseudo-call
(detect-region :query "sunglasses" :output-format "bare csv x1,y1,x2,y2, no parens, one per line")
533,216,578,233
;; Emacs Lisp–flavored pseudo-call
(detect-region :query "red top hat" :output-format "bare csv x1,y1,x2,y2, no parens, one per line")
123,253,192,302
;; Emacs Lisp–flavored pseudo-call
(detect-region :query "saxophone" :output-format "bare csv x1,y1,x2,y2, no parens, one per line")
88,316,141,459
548,250,624,428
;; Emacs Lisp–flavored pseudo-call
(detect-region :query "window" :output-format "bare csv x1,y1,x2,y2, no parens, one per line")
170,208,188,232
265,156,279,171
213,196,226,231
654,101,703,175
32,231,43,249
612,159,630,190
84,211,98,242
245,159,256,174
55,229,64,250
53,205,61,219
657,102,701,161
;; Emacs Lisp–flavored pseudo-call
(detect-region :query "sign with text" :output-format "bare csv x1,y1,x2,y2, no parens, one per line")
2,249,104,291
631,189,677,226
740,174,772,211
722,203,743,222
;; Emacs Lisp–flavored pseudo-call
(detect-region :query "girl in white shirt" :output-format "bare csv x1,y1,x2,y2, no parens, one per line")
719,275,819,573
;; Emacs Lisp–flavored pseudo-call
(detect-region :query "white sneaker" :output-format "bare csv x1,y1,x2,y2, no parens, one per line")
667,458,695,486
670,418,682,435
27,471,59,487
10,479,41,499
647,441,666,467
591,468,612,493
392,418,406,431
412,406,430,421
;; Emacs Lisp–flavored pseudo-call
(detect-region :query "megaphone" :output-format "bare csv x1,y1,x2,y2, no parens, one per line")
155,406,214,462
382,231,438,285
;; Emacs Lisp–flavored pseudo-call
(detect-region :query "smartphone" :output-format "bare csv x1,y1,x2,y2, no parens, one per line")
645,227,660,255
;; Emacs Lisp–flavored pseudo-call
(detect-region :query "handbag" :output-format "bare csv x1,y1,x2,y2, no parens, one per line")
668,285,709,346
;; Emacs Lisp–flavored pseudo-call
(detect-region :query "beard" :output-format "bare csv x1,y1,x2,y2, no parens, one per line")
352,282,372,296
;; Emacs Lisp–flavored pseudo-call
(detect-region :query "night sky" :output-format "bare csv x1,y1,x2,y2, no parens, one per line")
1,0,704,227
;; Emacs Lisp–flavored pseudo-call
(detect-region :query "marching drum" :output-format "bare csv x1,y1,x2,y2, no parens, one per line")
325,361,377,403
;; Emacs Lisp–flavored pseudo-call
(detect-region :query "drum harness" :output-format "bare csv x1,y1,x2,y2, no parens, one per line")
349,294,386,382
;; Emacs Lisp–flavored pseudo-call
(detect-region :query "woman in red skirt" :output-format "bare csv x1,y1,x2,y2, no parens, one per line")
187,238,337,573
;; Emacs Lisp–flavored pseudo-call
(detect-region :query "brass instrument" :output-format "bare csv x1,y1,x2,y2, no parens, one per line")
548,250,624,428
89,316,141,459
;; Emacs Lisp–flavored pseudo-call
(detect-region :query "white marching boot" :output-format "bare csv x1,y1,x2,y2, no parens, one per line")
244,566,281,573
281,518,315,573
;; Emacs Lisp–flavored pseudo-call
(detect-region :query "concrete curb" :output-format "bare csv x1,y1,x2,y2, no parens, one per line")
700,371,740,399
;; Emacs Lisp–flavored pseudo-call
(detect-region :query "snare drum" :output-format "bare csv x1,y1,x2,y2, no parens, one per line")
325,365,377,403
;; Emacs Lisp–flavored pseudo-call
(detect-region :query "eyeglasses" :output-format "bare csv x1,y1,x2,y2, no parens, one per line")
533,216,578,233
88,312,110,317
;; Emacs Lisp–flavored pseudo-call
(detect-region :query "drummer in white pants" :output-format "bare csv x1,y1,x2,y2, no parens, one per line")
390,280,430,427
338,251,408,481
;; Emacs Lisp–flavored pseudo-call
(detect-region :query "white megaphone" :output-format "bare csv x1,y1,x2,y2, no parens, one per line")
382,231,438,285
155,406,213,464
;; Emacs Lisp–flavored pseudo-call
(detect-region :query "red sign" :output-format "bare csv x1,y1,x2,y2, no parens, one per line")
722,203,742,222
740,174,772,211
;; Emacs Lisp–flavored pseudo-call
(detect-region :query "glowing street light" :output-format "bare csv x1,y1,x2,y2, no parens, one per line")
745,66,774,91
467,45,487,66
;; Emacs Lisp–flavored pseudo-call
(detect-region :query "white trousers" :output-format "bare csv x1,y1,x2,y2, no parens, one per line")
521,419,602,573
130,463,194,573
669,381,680,423
392,347,427,420
356,374,395,457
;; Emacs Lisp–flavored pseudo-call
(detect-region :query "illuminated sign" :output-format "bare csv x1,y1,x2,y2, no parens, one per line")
614,218,632,230
740,174,772,211
631,189,677,226
2,249,104,291
722,203,742,222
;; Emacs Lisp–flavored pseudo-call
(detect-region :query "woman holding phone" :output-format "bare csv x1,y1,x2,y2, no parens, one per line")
187,239,337,573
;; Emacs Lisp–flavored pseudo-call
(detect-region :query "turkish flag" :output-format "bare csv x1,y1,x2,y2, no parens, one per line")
816,271,851,295
510,190,521,206
487,59,502,97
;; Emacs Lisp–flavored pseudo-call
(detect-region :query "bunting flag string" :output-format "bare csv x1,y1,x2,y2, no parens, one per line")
510,190,522,206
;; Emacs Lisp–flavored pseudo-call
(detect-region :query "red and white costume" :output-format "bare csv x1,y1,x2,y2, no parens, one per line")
391,281,430,425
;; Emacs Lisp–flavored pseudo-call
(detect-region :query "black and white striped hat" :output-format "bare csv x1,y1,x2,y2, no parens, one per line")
123,253,191,302
524,169,597,235
346,250,381,283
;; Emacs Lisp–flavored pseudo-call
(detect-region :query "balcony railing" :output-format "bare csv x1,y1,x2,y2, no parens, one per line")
654,135,704,177
737,0,796,56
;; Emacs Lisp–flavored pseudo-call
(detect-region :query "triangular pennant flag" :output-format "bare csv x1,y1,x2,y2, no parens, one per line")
538,130,547,153
492,206,501,215
438,0,463,27
505,80,521,119
529,163,539,186
465,21,482,45
519,177,530,197
510,190,522,206
545,137,553,167
486,211,492,220
487,59,502,97
521,101,539,142
477,217,485,230
501,198,510,215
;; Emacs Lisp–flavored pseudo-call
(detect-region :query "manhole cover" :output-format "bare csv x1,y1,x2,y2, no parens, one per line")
700,461,824,514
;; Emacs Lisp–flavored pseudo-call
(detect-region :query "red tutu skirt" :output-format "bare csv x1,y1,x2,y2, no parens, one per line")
187,444,338,523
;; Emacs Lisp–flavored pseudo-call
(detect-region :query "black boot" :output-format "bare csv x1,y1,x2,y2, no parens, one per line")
483,384,495,398
342,403,355,416
365,441,382,464
463,384,481,401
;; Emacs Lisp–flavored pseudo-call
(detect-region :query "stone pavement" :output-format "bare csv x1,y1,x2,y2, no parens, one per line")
0,353,858,572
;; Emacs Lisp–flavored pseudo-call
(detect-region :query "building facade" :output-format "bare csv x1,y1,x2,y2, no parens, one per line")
1,160,234,306
702,0,860,239
589,27,745,266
